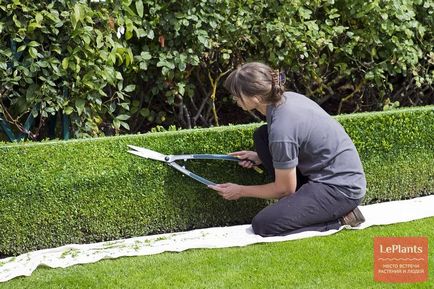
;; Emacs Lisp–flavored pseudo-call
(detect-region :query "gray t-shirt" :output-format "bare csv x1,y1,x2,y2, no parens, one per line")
266,92,366,199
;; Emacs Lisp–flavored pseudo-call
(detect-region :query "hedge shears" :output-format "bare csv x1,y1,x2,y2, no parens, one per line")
127,145,262,186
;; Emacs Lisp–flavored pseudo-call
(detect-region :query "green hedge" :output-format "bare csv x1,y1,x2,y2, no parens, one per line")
335,106,434,203
0,106,433,256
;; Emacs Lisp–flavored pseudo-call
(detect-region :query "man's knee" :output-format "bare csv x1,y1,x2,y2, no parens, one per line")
252,211,277,237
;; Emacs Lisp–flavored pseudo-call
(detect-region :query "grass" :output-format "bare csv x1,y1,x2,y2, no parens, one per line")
1,217,433,289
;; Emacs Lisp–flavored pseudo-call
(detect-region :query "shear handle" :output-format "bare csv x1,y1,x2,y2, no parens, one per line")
168,162,216,186
169,154,263,174
169,154,240,162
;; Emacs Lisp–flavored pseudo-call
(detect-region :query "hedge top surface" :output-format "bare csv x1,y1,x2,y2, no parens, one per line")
1,105,432,149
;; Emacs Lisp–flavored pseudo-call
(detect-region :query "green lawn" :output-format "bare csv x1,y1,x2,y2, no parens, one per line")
1,217,433,289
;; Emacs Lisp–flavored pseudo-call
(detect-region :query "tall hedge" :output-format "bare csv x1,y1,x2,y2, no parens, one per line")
1,0,433,140
0,106,433,256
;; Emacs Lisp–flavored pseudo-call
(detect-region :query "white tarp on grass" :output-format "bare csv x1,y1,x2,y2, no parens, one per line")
1,194,434,283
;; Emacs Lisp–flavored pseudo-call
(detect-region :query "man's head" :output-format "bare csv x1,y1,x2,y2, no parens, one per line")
224,62,284,111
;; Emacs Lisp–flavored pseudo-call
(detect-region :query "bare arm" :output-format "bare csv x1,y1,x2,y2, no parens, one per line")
209,167,297,200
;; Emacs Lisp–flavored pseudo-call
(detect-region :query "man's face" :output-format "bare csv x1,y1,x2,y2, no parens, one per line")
234,95,260,112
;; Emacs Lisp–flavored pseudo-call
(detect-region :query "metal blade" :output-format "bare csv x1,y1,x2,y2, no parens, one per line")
127,145,168,162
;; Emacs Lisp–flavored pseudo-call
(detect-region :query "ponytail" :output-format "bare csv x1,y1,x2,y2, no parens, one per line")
270,69,285,103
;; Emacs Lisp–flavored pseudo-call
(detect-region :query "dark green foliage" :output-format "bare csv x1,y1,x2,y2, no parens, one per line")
0,0,433,140
0,106,433,256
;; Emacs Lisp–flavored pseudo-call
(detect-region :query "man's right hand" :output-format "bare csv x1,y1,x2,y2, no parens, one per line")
229,150,262,168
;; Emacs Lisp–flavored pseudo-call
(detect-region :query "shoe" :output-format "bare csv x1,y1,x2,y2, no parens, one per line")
340,207,365,227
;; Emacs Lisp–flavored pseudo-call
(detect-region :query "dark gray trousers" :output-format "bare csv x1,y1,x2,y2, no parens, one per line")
251,125,362,237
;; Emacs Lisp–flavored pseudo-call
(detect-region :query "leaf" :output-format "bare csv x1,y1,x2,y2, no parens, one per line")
198,35,207,46
135,0,144,18
17,45,26,52
125,18,134,40
141,51,152,60
75,99,85,116
71,4,82,29
46,107,56,114
29,47,38,58
46,79,56,87
109,103,116,113
147,30,154,40
13,14,22,28
190,55,200,65
62,58,69,69
178,62,186,71
116,114,130,121
135,28,147,38
35,13,43,23
109,52,116,65
115,71,123,80
96,34,104,48
82,35,91,45
74,4,82,23
177,83,185,96
120,102,130,110
113,118,121,130
84,80,95,89
125,48,134,66
63,106,74,115
120,121,130,130
140,62,148,70
28,21,41,32
123,84,136,92
28,41,40,47
117,82,123,91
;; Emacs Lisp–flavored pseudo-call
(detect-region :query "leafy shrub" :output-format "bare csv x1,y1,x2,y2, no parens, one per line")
0,0,433,140
0,105,432,256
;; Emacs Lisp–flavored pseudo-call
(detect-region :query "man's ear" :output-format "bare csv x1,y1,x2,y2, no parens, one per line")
254,95,265,104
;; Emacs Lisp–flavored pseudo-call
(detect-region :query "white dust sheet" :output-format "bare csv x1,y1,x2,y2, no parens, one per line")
1,195,434,282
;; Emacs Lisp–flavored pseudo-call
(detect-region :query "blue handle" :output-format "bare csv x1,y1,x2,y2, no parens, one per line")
187,172,216,186
192,154,240,161
169,162,216,186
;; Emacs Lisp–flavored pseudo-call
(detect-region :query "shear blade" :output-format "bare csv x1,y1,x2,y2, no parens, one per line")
127,150,148,158
127,145,168,162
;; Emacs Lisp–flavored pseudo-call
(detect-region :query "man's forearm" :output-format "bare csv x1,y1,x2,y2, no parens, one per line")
240,182,293,200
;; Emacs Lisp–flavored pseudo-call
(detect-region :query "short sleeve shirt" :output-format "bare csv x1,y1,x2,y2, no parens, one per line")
266,92,366,199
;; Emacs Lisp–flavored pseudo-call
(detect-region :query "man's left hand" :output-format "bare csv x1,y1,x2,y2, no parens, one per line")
208,183,244,200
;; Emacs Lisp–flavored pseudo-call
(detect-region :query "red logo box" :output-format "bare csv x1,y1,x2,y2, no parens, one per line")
374,237,428,283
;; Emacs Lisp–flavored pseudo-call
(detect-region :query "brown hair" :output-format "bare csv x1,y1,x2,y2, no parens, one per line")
224,62,284,104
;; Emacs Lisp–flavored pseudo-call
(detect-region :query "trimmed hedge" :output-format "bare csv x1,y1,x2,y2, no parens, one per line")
0,106,433,256
335,106,434,203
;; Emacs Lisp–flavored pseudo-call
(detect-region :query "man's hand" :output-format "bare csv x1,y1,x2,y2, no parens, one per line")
229,150,262,169
209,168,297,200
208,183,244,200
